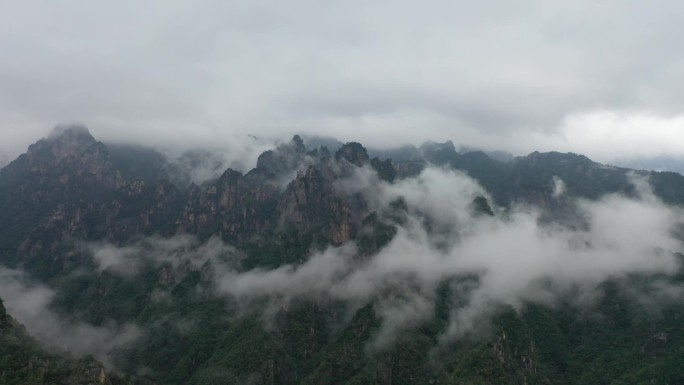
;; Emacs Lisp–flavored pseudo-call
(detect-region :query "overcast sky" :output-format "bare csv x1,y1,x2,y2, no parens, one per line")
1,0,684,166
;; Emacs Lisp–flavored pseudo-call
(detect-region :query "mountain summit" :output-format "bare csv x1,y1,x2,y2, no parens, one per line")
1,127,684,384
47,122,93,140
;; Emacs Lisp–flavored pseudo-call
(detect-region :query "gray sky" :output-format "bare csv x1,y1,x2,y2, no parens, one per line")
2,0,684,166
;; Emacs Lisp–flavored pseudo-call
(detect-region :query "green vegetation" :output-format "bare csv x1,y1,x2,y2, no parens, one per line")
0,297,133,385
4,131,684,384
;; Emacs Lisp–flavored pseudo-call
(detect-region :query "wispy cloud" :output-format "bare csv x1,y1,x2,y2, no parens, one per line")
71,166,684,351
0,268,140,368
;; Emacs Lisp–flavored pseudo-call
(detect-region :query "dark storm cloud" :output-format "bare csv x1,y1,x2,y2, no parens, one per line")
1,0,684,165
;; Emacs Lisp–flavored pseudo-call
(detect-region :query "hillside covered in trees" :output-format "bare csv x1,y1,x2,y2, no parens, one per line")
1,125,684,384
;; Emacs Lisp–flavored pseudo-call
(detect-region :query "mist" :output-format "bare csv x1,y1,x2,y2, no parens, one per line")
211,167,682,347
142,132,289,183
18,163,682,354
0,268,140,368
87,234,240,276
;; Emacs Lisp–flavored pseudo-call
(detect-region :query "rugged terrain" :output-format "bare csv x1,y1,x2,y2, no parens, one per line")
1,125,684,384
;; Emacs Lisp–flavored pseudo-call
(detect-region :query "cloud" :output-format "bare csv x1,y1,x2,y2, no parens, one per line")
504,111,684,163
213,166,683,347
72,166,684,350
552,176,566,197
2,1,684,165
87,234,239,276
160,135,278,181
0,268,140,368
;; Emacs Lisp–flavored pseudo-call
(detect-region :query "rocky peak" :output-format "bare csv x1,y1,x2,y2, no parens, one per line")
419,140,457,165
306,146,333,164
219,168,243,182
21,123,98,165
419,140,455,153
0,124,123,190
46,124,96,160
0,125,125,264
47,123,93,141
256,135,309,176
520,151,593,167
291,134,306,154
0,296,7,323
276,162,363,244
335,142,369,167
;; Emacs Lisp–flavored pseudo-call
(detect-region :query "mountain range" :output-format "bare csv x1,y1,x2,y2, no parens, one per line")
1,124,684,385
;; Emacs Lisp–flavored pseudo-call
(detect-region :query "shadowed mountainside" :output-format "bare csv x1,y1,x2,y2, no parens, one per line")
2,125,684,385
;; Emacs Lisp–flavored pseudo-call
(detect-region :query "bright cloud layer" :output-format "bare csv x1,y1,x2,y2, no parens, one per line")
1,1,684,166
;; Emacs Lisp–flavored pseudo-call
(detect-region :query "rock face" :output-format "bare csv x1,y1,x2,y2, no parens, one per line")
256,134,307,176
174,135,318,242
0,125,125,272
2,126,684,277
0,130,377,274
178,168,280,242
277,163,356,245
65,357,111,385
16,124,124,189
335,142,369,167
0,297,8,327
179,139,372,245
103,179,183,242
5,127,684,385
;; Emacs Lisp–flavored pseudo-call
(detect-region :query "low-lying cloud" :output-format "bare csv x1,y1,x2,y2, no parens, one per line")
75,166,684,351
215,167,684,347
0,268,140,368
87,234,240,276
158,135,278,183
